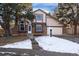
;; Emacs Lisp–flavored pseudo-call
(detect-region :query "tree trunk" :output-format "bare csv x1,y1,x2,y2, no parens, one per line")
15,11,19,26
2,11,11,37
74,22,77,35
3,20,11,37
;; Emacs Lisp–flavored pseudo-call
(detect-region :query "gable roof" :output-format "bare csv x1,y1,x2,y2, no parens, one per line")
33,9,59,22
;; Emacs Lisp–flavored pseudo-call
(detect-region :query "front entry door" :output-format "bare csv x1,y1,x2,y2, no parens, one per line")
28,25,32,34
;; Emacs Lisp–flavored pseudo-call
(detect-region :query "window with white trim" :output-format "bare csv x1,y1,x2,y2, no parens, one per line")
35,14,43,21
35,24,43,32
18,18,25,32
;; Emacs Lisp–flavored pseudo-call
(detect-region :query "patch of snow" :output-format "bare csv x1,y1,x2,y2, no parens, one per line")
21,53,29,56
0,39,32,49
0,52,16,55
35,36,79,54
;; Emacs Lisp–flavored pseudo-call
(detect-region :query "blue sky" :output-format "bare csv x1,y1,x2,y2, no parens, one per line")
32,3,58,13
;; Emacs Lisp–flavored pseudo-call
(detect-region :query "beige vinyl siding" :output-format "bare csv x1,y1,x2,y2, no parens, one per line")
46,16,63,26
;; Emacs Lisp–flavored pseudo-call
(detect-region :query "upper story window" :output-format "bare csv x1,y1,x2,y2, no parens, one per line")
35,14,43,21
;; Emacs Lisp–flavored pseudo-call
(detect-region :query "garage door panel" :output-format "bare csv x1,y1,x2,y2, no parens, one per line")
52,28,62,35
47,27,62,35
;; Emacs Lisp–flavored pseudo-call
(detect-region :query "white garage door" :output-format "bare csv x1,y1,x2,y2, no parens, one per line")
47,27,63,35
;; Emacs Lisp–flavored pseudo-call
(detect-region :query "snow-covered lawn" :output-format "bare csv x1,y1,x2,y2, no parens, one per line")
0,39,32,49
35,36,79,54
0,36,79,55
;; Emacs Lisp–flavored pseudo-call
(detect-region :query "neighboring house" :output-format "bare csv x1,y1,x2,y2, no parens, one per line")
0,9,64,36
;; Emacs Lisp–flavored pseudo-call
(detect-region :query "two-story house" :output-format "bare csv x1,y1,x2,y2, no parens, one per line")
32,9,64,36
0,9,64,36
